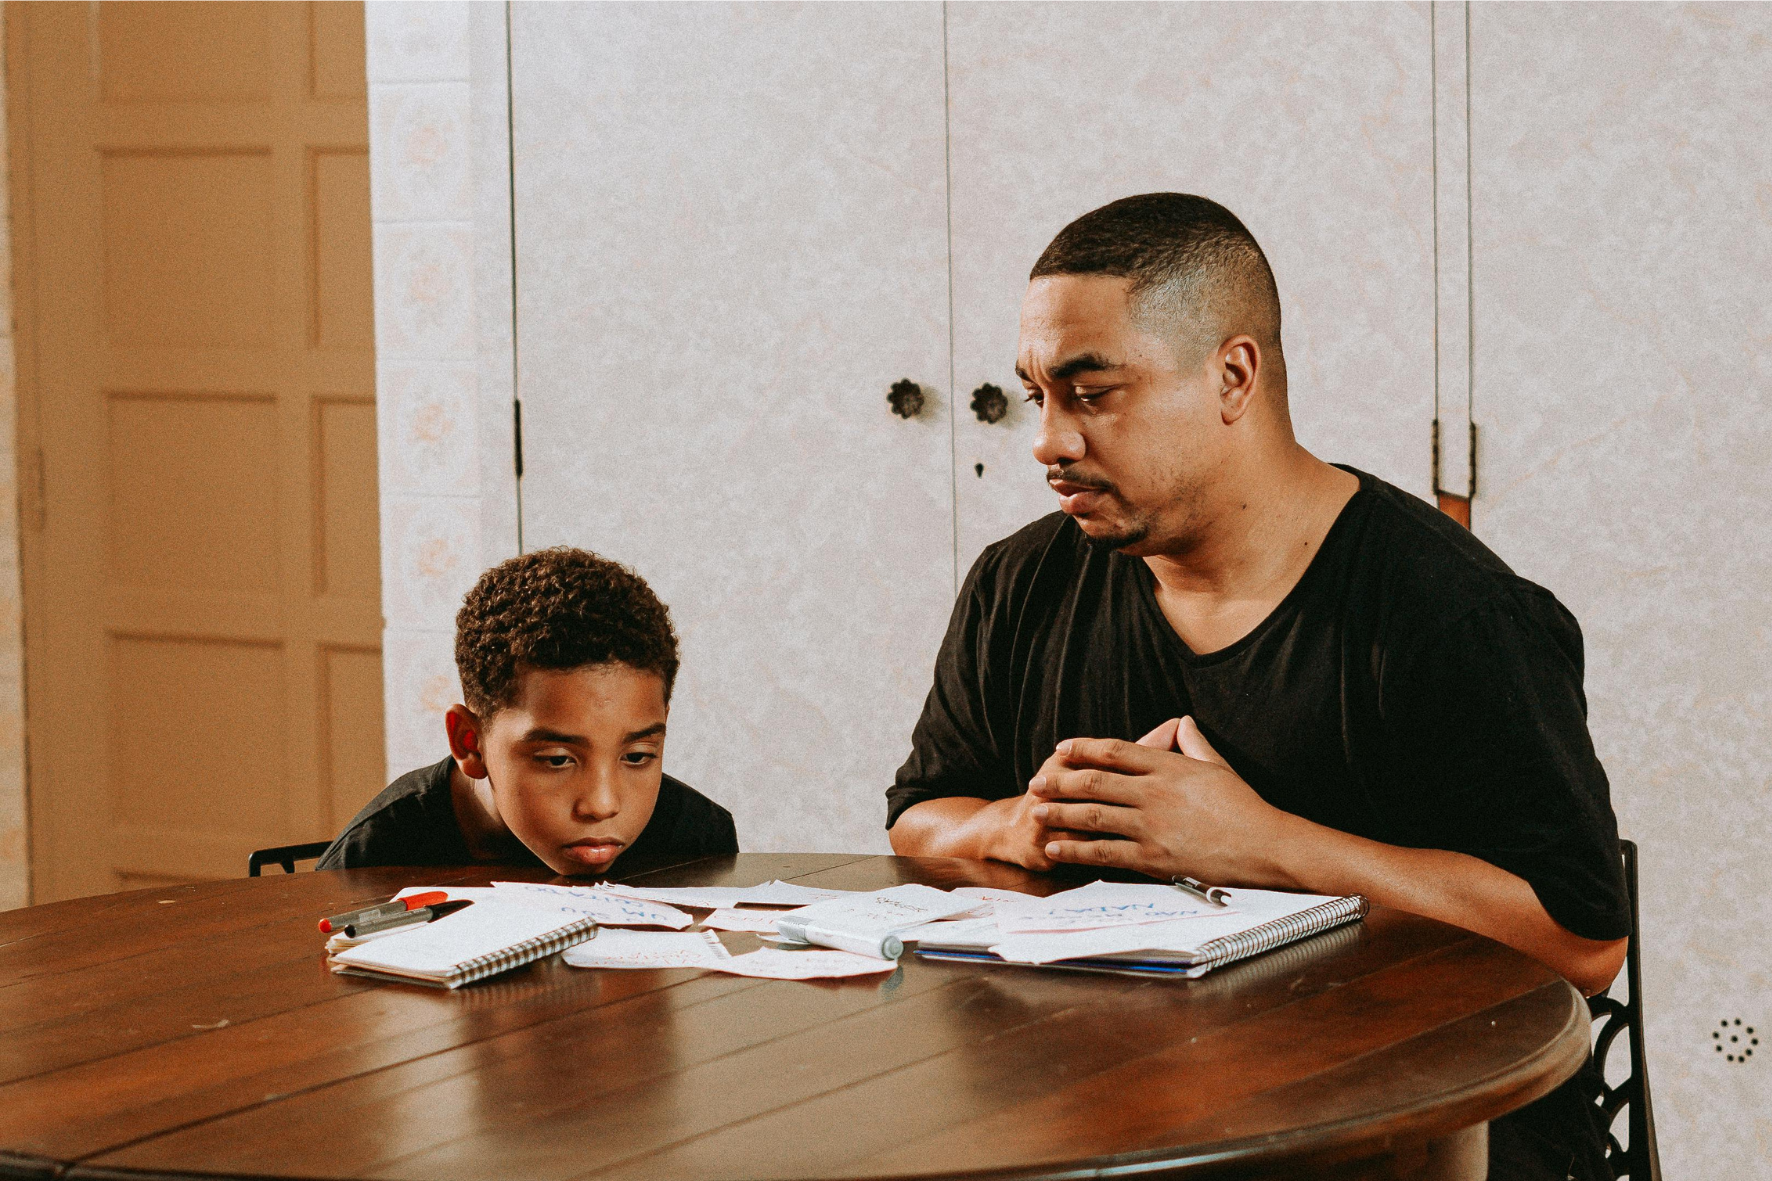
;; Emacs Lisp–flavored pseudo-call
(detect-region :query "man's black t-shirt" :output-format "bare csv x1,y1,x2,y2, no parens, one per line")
317,757,738,872
889,467,1628,1181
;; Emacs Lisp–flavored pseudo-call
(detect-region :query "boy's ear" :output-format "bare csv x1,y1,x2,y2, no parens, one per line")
444,704,490,779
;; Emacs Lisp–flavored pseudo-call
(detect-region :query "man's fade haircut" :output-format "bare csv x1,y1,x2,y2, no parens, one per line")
1030,193,1285,381
455,547,680,717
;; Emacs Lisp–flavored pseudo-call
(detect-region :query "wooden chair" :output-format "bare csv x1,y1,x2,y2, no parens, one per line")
246,841,332,877
1588,838,1661,1180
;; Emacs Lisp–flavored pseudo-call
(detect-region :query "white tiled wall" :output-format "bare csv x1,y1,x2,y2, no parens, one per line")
366,1,517,777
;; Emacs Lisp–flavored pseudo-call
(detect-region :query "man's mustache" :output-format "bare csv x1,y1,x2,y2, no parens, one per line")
1047,467,1116,493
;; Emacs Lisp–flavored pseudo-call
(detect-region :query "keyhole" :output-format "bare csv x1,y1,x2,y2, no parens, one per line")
974,463,985,477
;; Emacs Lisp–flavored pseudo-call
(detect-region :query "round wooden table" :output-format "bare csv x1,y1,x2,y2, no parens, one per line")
0,854,1588,1181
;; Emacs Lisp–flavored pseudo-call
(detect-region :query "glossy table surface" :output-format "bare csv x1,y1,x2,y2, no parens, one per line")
0,853,1589,1181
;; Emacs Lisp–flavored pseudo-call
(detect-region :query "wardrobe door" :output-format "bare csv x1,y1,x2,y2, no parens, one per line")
945,3,1437,569
511,3,952,851
1468,8,1772,1173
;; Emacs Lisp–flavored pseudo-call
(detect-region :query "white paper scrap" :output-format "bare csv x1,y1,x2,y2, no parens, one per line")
946,886,1039,918
774,883,980,958
562,932,891,978
600,880,851,910
490,882,694,929
563,929,730,969
717,948,897,979
992,881,1229,933
699,908,787,933
903,916,1001,949
393,885,499,903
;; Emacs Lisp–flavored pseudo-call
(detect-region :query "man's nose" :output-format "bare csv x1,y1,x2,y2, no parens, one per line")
1031,401,1085,467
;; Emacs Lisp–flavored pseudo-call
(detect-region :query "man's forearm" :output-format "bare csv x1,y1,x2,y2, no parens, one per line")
1258,812,1627,996
888,797,1014,859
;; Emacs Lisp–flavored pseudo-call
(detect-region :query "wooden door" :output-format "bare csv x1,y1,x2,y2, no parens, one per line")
945,5,1440,570
7,1,385,900
510,3,954,853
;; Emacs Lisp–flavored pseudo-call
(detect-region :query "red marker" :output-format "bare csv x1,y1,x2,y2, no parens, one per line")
319,891,449,933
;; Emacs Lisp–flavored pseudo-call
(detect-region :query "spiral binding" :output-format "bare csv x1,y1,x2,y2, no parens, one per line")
1186,895,1368,974
444,916,599,987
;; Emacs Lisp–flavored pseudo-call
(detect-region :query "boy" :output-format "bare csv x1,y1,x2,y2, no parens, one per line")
318,547,737,874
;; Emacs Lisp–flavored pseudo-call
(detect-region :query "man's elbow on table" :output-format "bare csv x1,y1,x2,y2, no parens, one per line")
888,797,996,858
1554,932,1629,999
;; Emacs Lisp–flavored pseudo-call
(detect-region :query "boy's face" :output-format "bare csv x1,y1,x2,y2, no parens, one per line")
458,663,669,876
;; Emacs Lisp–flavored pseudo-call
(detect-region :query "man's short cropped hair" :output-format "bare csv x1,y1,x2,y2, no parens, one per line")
455,547,680,716
1031,193,1284,370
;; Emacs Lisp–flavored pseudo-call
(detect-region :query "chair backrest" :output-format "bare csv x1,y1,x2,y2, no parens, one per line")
1588,838,1661,1181
246,841,333,877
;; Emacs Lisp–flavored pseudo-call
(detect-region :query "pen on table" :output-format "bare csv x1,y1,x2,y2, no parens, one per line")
341,899,473,939
319,891,450,933
1170,877,1230,908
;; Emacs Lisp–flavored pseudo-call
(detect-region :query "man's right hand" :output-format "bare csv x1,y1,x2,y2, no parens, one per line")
886,720,1183,867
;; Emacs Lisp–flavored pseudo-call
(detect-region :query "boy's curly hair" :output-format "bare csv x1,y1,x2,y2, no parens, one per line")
455,547,679,716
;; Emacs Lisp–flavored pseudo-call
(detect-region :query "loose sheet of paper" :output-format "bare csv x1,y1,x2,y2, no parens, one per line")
945,887,1038,918
394,885,499,904
600,880,850,910
773,883,981,957
717,948,896,979
563,929,730,969
991,881,1229,933
698,908,786,934
490,882,694,929
562,931,894,978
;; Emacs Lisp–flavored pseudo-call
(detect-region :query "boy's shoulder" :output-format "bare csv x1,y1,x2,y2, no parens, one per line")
316,757,480,870
628,774,739,862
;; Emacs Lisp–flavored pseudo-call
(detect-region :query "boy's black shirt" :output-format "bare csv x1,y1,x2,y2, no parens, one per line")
317,758,738,871
888,467,1627,1181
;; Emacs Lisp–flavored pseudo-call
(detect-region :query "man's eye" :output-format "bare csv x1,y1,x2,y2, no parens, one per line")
537,754,574,769
1023,390,1044,406
622,751,657,767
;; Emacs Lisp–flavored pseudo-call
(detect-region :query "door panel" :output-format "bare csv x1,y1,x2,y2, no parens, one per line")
513,3,951,853
1467,7,1772,1172
9,1,384,899
946,3,1437,569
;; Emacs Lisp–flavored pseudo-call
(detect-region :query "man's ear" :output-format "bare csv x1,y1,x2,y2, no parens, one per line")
1217,336,1261,424
444,704,490,779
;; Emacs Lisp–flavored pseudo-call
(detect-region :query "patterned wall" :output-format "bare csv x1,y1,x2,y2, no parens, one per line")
366,2,518,779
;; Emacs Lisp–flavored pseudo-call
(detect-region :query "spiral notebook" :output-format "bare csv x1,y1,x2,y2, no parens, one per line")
328,900,598,989
913,887,1367,979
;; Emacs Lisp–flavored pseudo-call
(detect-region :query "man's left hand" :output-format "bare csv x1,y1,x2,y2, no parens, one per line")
1028,717,1294,881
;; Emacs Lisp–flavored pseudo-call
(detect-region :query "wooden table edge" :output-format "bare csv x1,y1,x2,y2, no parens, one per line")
833,977,1593,1181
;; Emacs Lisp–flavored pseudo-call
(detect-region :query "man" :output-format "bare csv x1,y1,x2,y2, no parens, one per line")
887,194,1629,1181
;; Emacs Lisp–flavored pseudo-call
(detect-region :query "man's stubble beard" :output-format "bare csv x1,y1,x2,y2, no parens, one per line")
1077,470,1209,557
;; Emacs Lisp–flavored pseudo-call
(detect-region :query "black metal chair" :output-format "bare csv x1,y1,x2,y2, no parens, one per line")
1588,838,1661,1181
247,841,332,877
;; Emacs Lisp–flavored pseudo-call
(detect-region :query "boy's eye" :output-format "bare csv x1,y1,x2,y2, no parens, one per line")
1023,389,1044,407
537,753,574,769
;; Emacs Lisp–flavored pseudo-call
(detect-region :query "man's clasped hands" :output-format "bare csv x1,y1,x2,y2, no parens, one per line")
1003,717,1301,884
